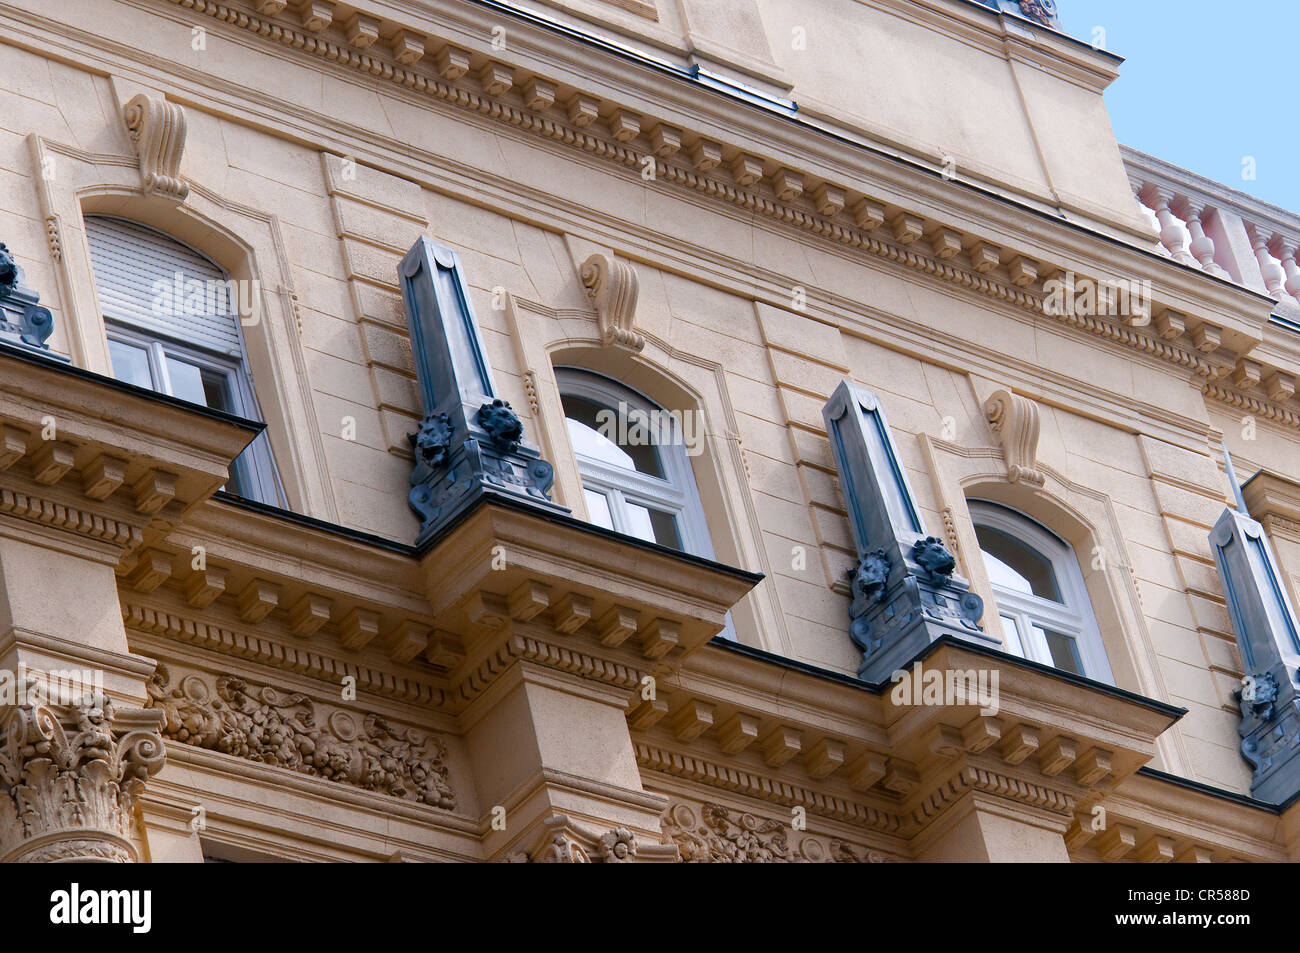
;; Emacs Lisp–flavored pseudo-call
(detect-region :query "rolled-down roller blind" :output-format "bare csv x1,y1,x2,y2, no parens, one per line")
85,215,243,357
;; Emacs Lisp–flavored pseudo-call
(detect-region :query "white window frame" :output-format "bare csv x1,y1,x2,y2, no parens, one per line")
969,500,1114,683
557,368,714,557
105,322,285,507
86,215,286,508
557,368,736,640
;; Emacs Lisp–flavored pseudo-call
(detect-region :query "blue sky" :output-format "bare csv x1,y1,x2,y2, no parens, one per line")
1058,1,1299,213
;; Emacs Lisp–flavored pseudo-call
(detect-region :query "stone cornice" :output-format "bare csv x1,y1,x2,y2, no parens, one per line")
4,0,1291,431
418,498,761,661
629,636,1195,854
634,740,908,834
123,605,455,708
1082,768,1287,862
0,346,261,564
1243,469,1300,528
142,0,1292,423
125,494,759,720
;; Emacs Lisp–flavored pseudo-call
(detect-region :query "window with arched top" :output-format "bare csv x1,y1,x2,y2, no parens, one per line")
84,215,284,506
557,367,712,553
557,367,736,640
969,500,1113,683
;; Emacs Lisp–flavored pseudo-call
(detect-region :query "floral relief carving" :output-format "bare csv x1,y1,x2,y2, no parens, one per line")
0,697,166,863
659,802,892,863
598,826,637,863
506,817,649,862
147,665,455,810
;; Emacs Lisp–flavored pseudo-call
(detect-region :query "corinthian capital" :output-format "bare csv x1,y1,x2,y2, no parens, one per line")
0,697,166,863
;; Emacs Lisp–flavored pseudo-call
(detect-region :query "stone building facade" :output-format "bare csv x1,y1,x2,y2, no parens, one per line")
0,0,1299,862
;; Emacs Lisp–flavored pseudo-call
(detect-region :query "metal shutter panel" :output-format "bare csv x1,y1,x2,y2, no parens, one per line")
85,216,243,357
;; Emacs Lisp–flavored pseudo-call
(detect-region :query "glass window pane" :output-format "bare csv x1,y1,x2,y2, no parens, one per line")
1037,626,1084,676
108,339,154,390
583,489,614,530
200,367,235,413
165,355,206,405
999,615,1025,657
975,524,1062,602
166,356,235,414
625,502,681,549
561,393,663,477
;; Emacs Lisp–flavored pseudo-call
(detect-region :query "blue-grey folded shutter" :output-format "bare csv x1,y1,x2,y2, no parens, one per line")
85,215,242,357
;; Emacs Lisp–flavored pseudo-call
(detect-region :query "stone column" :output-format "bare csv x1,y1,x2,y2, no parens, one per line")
0,698,165,862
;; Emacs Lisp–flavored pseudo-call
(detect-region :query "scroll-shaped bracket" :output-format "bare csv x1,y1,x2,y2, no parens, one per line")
123,93,189,202
0,243,67,361
985,388,1045,487
580,252,644,351
1209,505,1300,802
400,237,567,546
823,380,993,680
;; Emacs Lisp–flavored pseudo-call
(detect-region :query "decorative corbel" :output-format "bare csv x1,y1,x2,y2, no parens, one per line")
985,388,1046,487
123,93,189,202
580,252,644,351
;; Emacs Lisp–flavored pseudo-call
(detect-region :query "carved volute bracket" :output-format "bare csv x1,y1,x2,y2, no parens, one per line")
580,252,644,351
123,93,189,202
985,388,1046,487
504,814,671,862
0,698,166,863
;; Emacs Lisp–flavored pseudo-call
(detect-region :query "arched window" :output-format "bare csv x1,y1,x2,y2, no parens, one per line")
969,500,1113,683
557,368,712,554
85,215,284,506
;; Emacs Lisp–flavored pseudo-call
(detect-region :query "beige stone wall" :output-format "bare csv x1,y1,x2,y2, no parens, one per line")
0,0,1295,818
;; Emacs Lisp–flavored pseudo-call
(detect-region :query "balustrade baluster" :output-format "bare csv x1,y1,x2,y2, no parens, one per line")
1172,197,1228,277
1248,224,1287,297
1138,184,1196,265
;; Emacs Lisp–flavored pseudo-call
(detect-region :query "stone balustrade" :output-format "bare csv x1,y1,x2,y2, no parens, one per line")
1124,145,1300,315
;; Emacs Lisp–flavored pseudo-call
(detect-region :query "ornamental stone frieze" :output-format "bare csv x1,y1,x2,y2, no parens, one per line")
658,801,895,863
0,697,166,863
147,665,455,810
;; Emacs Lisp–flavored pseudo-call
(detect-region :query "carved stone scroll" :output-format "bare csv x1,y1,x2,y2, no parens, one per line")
123,93,189,202
580,252,644,351
985,388,1046,487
